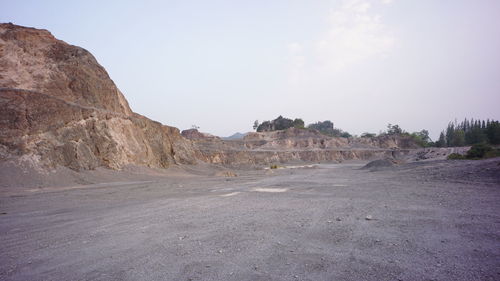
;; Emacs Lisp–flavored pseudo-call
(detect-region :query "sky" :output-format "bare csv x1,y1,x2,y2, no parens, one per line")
2,0,500,139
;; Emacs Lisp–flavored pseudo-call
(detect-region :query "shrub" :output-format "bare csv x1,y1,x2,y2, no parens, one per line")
447,153,465,160
307,120,351,138
484,149,500,158
270,164,279,169
466,143,493,159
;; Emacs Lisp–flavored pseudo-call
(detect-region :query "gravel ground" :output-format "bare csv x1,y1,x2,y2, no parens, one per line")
0,159,499,281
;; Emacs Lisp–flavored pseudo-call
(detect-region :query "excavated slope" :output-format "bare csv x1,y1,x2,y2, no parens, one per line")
188,128,422,166
0,23,430,173
0,23,198,170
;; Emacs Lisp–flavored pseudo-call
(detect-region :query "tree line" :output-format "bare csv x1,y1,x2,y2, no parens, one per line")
436,119,500,147
253,117,351,138
252,116,500,148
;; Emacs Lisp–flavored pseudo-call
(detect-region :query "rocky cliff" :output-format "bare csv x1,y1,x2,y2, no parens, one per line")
0,23,198,170
189,127,421,166
0,23,428,174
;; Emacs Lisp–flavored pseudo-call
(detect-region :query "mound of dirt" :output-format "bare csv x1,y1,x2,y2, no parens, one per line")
361,158,397,171
214,170,238,177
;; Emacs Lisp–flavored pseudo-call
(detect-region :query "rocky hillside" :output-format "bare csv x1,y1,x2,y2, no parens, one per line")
0,23,439,174
188,127,423,166
0,23,198,170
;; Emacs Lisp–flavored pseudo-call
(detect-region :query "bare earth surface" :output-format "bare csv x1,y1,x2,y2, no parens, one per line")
1,159,499,281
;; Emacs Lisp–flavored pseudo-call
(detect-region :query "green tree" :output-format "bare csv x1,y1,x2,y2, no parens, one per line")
293,118,305,129
307,121,334,134
410,129,431,147
445,123,455,145
486,121,500,144
436,132,447,147
386,124,404,135
451,130,465,146
307,120,351,138
256,116,295,132
256,121,272,132
340,132,352,138
440,118,500,146
253,120,259,130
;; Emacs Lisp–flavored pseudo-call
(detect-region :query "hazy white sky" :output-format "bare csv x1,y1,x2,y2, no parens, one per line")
2,0,500,139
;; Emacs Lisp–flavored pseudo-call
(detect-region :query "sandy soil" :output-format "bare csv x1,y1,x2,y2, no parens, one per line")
0,159,499,281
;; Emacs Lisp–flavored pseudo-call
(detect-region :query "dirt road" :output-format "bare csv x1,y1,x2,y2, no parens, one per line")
1,159,499,281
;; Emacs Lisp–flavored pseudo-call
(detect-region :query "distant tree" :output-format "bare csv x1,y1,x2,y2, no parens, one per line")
273,116,294,130
191,125,200,130
293,118,305,129
410,129,432,147
256,121,272,132
307,120,351,138
307,121,334,135
436,132,447,147
256,116,295,132
486,121,500,145
419,129,430,142
253,120,259,131
361,132,376,138
451,129,466,146
466,126,487,144
445,122,455,145
440,118,500,147
340,132,352,138
386,124,404,135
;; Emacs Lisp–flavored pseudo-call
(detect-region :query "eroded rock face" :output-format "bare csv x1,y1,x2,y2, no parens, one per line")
189,127,420,166
181,129,220,141
0,23,428,172
0,23,198,170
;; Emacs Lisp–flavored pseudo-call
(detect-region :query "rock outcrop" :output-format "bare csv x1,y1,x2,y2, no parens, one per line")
181,129,220,141
0,23,198,170
189,127,421,167
0,23,433,174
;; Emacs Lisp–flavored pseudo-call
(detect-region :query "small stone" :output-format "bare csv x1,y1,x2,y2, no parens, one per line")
365,215,373,221
294,275,299,278
217,250,223,254
336,217,342,221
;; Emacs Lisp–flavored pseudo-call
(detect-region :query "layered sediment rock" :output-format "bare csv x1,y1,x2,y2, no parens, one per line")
0,23,197,170
190,127,419,166
0,23,427,172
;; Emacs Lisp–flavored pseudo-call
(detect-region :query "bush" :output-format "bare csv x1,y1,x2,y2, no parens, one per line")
307,120,351,138
484,149,500,158
466,143,493,159
270,164,279,169
447,153,465,160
